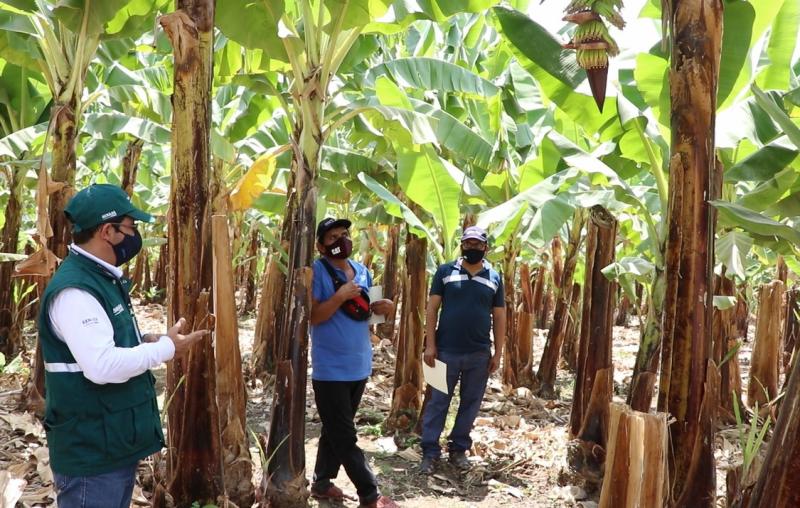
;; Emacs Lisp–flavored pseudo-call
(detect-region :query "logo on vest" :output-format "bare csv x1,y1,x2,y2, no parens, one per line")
112,304,125,315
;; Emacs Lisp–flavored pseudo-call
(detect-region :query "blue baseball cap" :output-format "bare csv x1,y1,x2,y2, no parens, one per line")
461,226,488,243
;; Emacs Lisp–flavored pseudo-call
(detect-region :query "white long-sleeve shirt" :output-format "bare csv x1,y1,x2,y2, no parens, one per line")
47,245,175,385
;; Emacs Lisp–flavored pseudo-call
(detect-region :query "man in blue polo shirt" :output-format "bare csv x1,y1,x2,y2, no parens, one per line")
419,225,506,474
309,218,399,508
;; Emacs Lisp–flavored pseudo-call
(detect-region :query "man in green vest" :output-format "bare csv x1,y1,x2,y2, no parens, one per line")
38,184,207,507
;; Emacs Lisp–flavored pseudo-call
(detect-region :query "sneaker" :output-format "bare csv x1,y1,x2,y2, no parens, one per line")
448,451,471,470
419,456,437,474
359,495,400,508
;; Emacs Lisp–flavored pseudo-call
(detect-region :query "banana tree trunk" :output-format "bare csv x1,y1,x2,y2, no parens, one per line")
551,236,563,292
656,0,722,504
263,165,316,507
537,210,585,398
776,255,788,284
47,99,78,261
628,267,666,412
23,88,81,415
252,254,285,378
130,249,145,293
598,403,668,508
747,351,800,507
150,243,168,303
531,266,545,328
240,224,260,315
0,167,24,357
212,215,253,507
748,281,785,408
263,68,326,508
501,240,519,387
561,283,582,372
714,274,743,423
143,250,153,295
783,287,799,373
514,263,535,388
377,224,401,341
386,229,427,432
541,285,553,330
121,138,144,197
161,2,224,504
121,142,143,282
614,292,630,327
362,224,379,270
568,206,617,481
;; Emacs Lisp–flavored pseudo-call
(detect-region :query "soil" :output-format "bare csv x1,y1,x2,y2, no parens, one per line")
0,301,758,507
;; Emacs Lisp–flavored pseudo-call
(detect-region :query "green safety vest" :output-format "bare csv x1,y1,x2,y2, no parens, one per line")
38,250,164,476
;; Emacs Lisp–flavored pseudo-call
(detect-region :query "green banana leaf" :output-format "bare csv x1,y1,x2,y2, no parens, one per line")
752,85,800,150
407,98,497,169
718,0,784,110
52,0,138,36
397,144,462,252
103,0,171,39
633,53,669,129
717,0,757,108
366,0,500,31
712,200,800,245
0,62,49,131
356,172,443,258
366,57,499,98
715,230,754,281
82,112,170,144
324,147,392,181
717,94,782,149
216,0,288,61
526,194,575,248
0,122,46,158
726,137,798,182
737,167,797,213
324,0,391,31
755,0,799,91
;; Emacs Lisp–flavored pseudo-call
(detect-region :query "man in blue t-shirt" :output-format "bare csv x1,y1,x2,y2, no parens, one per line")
309,218,399,508
419,225,506,474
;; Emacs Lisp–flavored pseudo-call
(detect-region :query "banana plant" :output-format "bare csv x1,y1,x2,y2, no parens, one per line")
0,55,50,357
217,1,412,503
0,0,161,262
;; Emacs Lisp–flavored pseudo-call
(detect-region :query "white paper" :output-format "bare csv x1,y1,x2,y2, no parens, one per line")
368,286,386,325
423,359,448,394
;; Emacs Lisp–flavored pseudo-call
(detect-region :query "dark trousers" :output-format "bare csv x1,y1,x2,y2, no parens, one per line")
312,378,379,504
421,349,491,458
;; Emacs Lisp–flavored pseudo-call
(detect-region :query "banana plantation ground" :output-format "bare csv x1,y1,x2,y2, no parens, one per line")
0,301,758,507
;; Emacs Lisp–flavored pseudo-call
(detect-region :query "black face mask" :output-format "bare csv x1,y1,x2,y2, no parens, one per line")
462,248,485,264
110,227,143,266
326,236,353,259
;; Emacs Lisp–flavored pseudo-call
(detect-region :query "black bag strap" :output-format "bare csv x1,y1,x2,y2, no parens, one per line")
320,258,345,288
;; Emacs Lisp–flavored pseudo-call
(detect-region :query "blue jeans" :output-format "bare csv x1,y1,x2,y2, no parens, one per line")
421,349,491,458
53,463,138,508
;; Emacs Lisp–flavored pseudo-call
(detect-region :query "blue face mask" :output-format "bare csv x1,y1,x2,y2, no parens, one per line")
110,226,143,266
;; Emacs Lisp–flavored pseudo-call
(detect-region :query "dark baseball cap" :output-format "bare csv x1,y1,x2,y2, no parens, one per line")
65,184,153,233
461,226,488,243
316,217,352,242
